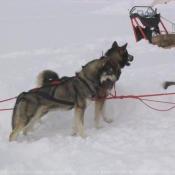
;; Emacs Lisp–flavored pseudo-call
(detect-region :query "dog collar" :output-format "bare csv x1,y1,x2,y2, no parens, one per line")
109,58,120,69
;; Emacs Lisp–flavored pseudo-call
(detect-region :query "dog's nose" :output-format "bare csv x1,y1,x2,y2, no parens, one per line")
128,54,134,61
126,62,130,66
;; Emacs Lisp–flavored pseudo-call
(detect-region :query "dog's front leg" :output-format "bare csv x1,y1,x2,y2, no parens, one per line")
95,100,114,129
101,101,113,123
94,100,104,129
73,106,85,138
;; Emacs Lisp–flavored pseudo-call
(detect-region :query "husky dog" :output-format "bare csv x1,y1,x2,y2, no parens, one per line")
35,41,134,129
162,81,175,89
9,57,121,141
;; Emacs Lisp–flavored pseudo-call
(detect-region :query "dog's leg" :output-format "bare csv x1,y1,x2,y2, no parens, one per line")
23,110,47,135
101,101,113,123
72,115,78,136
74,106,85,138
23,117,37,136
9,117,28,142
162,81,175,89
94,100,104,129
95,100,113,129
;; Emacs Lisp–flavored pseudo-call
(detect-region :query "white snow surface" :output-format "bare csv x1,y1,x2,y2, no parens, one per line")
0,0,175,174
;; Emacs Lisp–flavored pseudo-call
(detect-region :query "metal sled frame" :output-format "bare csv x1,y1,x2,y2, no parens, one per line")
129,6,175,48
130,6,168,41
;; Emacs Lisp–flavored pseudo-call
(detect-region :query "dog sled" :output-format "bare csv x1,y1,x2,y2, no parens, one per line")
129,6,175,48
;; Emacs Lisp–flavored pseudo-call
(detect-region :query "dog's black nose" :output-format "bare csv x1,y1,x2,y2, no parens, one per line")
128,54,134,62
126,62,130,66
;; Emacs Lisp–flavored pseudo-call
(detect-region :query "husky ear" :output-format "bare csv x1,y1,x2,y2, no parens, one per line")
120,43,128,55
98,57,109,68
112,41,118,48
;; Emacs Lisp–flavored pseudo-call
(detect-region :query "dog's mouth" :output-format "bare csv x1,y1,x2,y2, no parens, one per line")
106,78,112,82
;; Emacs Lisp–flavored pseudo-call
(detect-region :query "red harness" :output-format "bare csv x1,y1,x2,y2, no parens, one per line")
32,80,62,92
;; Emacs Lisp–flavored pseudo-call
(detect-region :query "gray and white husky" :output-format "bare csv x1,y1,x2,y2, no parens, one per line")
9,57,121,141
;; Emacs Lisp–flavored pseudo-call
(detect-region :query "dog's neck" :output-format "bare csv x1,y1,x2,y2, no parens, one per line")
77,71,100,89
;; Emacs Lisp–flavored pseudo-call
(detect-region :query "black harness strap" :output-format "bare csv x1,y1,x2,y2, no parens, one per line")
32,91,74,106
29,76,96,106
78,77,94,94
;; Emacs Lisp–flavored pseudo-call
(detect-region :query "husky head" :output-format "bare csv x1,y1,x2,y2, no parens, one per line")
105,41,134,69
98,57,121,84
81,57,121,85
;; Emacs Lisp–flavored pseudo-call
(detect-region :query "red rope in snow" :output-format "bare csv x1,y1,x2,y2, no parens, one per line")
0,96,17,103
0,108,14,111
0,96,17,111
1,86,175,112
94,85,175,112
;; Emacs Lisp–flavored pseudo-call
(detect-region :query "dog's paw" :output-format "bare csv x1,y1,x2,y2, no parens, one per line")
72,133,77,137
95,123,103,129
72,130,78,136
96,125,103,130
104,118,114,123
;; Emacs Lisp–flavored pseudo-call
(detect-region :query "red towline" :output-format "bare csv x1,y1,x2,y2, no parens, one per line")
1,89,175,112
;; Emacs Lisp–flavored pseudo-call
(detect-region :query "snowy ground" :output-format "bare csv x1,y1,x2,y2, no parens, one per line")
0,0,175,174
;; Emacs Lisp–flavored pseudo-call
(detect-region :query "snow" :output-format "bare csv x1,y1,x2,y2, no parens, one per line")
0,0,175,174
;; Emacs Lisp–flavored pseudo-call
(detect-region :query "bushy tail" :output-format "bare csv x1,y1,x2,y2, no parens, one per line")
36,70,59,87
162,81,175,89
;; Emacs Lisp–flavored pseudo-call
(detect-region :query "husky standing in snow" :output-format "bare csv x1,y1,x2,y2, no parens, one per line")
9,57,121,141
9,41,134,141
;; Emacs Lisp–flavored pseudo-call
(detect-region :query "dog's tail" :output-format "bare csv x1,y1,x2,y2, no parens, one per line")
162,81,175,89
36,70,59,87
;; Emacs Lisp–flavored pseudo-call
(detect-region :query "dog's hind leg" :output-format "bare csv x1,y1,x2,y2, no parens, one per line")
9,97,39,141
9,117,28,142
74,106,85,138
162,81,175,89
23,110,48,135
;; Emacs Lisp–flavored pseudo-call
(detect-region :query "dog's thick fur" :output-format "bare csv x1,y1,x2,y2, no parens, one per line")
9,57,121,141
34,41,134,129
162,81,175,89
